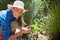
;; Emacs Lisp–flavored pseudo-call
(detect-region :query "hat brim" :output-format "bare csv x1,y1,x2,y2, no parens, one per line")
22,9,28,13
7,4,28,13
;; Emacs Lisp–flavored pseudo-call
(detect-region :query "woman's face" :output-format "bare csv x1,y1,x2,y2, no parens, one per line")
11,7,23,18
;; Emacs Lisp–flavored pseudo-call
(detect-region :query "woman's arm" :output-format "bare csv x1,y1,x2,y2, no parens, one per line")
9,31,23,40
9,28,31,40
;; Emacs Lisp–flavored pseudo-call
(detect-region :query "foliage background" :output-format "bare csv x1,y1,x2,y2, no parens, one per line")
0,0,60,40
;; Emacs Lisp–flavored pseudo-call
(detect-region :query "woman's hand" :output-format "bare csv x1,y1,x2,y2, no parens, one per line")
22,28,32,34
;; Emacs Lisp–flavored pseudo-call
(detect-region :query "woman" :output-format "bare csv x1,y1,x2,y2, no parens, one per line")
0,1,31,40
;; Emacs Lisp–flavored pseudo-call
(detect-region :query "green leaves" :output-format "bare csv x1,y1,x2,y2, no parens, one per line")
0,0,15,10
32,24,40,33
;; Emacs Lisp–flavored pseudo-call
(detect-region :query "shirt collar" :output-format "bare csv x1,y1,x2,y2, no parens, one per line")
7,10,17,20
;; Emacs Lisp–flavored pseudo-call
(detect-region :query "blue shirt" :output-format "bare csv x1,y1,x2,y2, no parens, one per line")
0,10,16,40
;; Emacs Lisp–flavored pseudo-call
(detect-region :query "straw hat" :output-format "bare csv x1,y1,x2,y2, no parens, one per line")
7,1,27,13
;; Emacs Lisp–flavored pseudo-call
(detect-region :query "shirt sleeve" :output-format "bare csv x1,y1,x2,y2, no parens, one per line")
1,20,11,40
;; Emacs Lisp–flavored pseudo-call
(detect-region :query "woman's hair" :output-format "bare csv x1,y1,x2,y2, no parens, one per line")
17,16,27,30
10,16,23,34
17,16,22,27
